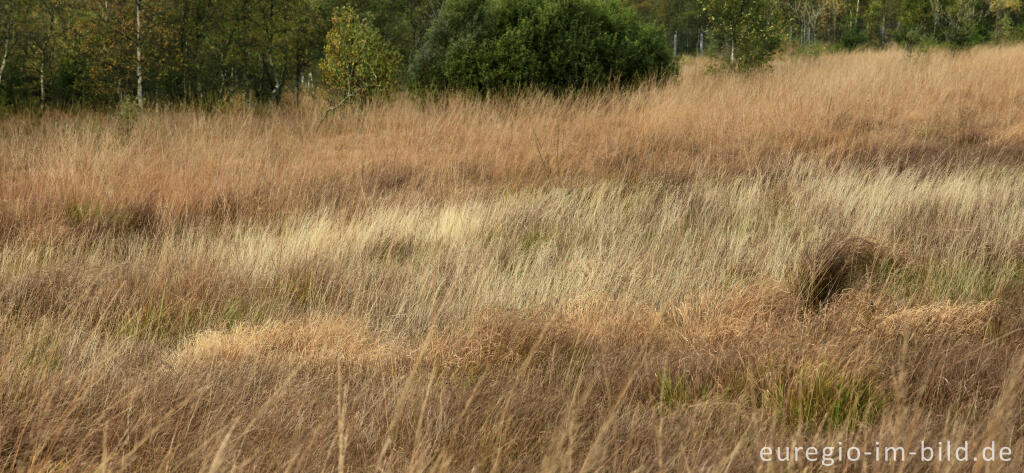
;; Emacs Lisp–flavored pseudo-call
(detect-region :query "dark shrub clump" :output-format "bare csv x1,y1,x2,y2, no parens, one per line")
410,0,674,93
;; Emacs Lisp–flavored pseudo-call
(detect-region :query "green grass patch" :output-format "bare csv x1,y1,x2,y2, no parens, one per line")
767,364,888,430
655,373,714,408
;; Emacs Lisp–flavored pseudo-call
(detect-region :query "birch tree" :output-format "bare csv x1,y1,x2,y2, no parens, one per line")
0,1,13,90
700,0,783,69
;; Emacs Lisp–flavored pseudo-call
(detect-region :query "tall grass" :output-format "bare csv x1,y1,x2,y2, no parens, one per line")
2,45,1024,472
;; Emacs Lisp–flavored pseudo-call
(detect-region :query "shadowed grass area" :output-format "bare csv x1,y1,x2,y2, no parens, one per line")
63,200,160,236
794,237,892,308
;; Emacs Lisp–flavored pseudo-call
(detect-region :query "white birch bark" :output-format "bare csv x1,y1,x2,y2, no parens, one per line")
136,0,143,107
0,37,9,88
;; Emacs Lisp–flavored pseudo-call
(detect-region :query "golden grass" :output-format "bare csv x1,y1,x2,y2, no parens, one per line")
2,45,1024,472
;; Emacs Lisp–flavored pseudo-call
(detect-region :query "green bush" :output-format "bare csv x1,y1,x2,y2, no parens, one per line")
410,0,673,93
318,7,403,105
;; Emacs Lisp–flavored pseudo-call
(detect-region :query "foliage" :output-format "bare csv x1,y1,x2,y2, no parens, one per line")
318,7,402,105
699,0,785,69
628,0,704,54
0,0,1023,106
347,0,445,70
991,0,1024,40
0,0,437,107
410,0,673,93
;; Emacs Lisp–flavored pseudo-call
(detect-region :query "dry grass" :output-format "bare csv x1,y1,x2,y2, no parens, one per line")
2,45,1024,472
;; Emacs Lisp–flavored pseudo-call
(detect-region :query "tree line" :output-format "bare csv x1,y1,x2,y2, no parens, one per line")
0,0,441,107
0,0,1021,108
646,0,1022,55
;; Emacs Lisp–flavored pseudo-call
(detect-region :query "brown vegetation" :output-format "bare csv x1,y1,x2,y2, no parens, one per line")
2,45,1024,472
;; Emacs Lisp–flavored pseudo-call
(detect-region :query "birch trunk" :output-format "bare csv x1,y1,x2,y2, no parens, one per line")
0,37,9,88
39,65,45,106
268,54,280,98
136,0,143,107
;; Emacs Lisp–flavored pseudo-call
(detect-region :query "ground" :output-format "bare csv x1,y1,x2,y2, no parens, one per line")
2,46,1024,472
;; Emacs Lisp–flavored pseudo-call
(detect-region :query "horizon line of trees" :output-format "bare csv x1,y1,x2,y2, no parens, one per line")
0,0,1021,109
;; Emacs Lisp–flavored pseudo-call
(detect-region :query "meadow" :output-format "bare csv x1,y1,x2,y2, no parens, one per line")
2,45,1024,472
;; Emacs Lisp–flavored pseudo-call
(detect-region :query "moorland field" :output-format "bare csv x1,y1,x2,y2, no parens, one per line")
3,45,1024,472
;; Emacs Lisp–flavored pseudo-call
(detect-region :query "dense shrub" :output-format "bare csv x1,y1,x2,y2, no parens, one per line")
410,0,673,93
319,7,403,105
